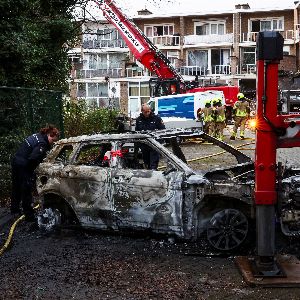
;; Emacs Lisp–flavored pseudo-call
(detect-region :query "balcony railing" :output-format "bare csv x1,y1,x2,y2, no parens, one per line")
126,67,145,77
211,65,231,75
177,66,208,76
184,33,233,45
236,64,256,75
76,68,123,79
177,65,232,76
82,39,128,49
241,30,299,43
148,35,181,46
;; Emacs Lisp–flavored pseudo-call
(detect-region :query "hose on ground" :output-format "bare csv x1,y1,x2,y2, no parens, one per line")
0,204,40,256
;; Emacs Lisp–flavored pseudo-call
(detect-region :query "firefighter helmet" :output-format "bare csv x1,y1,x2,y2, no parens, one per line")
237,92,245,100
204,99,211,106
212,98,219,105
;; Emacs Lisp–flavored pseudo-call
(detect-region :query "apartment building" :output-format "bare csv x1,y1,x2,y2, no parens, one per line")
68,2,300,117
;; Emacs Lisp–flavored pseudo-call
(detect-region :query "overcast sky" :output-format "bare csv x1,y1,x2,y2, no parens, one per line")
81,0,296,21
115,0,295,16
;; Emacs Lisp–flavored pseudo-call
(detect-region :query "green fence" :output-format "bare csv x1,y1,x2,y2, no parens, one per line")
0,86,64,201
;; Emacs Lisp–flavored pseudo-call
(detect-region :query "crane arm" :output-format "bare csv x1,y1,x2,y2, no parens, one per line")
92,0,185,85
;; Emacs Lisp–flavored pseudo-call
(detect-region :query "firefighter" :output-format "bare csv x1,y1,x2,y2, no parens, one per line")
213,98,226,140
135,104,165,169
230,93,250,140
201,100,214,135
211,99,218,137
10,125,59,221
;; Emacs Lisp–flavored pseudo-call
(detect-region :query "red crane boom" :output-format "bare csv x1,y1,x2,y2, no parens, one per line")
93,0,185,94
92,0,239,110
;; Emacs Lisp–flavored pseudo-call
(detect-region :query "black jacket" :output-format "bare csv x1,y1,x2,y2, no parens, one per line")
12,133,50,171
135,113,165,131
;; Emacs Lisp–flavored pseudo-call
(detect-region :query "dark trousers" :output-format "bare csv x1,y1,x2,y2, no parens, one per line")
140,145,160,170
11,164,34,217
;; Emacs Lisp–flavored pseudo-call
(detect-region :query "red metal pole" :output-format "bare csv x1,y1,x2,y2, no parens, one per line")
255,61,278,206
253,32,284,274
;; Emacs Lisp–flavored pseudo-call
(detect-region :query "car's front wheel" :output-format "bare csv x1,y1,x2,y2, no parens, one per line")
206,208,249,251
37,207,62,232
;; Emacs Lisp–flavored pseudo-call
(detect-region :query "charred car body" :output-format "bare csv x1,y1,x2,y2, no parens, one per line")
36,129,300,252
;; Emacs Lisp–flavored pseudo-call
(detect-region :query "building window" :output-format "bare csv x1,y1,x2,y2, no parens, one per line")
96,28,118,41
187,50,208,68
250,18,284,32
145,24,174,36
128,82,150,117
89,54,98,69
241,47,256,70
129,84,139,97
77,83,86,98
76,82,109,106
83,53,125,70
211,49,230,69
109,53,123,69
160,51,180,67
88,83,98,98
195,22,225,35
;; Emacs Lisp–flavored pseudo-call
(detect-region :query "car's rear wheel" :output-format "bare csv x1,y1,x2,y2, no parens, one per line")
206,208,249,251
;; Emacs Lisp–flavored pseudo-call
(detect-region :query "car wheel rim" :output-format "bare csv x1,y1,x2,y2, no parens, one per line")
37,208,62,232
207,209,248,251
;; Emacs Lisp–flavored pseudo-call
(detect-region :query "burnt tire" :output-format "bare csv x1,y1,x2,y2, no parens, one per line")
206,208,248,252
37,207,62,232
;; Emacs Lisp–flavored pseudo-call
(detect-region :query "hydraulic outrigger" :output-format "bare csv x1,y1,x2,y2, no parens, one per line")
236,31,300,286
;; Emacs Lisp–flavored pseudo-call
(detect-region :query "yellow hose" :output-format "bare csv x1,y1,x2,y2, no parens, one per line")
0,214,25,256
0,204,40,256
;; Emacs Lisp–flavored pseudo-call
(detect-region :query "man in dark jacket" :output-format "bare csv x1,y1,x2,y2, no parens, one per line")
135,104,165,170
11,125,59,221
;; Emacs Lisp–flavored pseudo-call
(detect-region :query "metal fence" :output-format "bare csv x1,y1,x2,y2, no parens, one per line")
0,86,64,198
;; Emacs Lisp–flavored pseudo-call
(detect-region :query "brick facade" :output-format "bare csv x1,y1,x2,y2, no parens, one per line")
69,3,300,112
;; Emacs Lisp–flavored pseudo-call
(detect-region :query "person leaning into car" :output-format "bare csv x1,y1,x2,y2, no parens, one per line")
10,124,59,221
135,104,165,170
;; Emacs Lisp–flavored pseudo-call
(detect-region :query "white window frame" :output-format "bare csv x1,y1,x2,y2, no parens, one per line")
163,51,180,67
128,81,150,117
83,53,124,70
249,17,284,32
194,21,226,36
241,47,256,67
144,24,174,37
96,28,117,41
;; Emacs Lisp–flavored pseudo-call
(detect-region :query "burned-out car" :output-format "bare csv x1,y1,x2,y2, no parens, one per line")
36,129,300,251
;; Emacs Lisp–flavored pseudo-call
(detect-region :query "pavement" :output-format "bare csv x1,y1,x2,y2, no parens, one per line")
0,207,15,229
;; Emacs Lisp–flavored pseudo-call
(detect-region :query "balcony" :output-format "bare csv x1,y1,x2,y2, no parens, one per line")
184,34,233,45
241,30,299,43
75,68,123,79
236,64,256,75
211,65,231,75
126,67,145,77
177,66,208,76
148,35,181,46
82,39,128,49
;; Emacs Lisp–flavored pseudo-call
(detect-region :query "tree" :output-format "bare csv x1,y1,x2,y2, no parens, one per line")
0,0,82,91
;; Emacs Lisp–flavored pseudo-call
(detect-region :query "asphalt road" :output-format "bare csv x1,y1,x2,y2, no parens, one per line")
1,127,300,299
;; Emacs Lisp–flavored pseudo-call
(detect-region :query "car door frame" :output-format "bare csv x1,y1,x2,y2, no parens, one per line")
110,138,186,237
